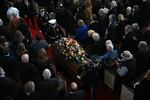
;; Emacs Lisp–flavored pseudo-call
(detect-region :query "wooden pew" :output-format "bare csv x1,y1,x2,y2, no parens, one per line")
104,67,117,90
120,71,147,100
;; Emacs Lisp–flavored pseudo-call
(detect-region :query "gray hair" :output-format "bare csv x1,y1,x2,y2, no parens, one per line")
92,32,100,42
0,18,3,26
126,6,132,15
106,43,114,51
0,67,5,76
138,41,149,52
132,23,139,30
105,40,113,46
98,8,109,16
110,0,117,8
109,14,116,22
24,81,35,93
124,25,132,34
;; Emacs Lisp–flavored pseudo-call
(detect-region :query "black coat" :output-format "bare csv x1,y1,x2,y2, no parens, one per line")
16,63,41,83
88,21,99,33
134,50,150,75
120,57,136,82
121,32,135,53
18,91,42,100
37,78,58,100
106,21,118,43
0,77,18,98
97,15,109,37
29,40,48,57
134,78,150,100
0,55,18,77
46,25,65,43
62,90,85,100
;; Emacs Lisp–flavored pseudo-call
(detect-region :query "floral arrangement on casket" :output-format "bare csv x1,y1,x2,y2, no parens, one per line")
54,38,86,63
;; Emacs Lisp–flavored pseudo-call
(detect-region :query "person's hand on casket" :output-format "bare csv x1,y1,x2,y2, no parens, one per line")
82,60,89,65
77,75,81,80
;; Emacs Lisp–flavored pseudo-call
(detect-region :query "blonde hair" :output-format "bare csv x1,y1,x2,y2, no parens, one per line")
87,30,95,37
117,14,124,21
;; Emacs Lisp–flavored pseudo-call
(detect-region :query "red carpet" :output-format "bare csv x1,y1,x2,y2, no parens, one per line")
29,16,120,100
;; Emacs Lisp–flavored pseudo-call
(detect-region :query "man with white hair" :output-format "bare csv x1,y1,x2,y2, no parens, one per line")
97,8,109,37
87,30,105,56
106,14,118,43
62,82,85,100
98,42,118,66
121,24,135,53
107,0,118,16
7,5,20,21
125,6,133,24
134,41,150,75
126,6,132,16
43,68,52,79
92,32,100,42
38,68,58,100
21,53,29,63
17,53,40,83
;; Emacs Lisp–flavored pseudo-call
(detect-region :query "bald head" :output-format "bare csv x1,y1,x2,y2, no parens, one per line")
70,82,78,91
21,54,29,63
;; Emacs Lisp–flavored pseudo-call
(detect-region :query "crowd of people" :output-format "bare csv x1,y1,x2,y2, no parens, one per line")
0,0,150,100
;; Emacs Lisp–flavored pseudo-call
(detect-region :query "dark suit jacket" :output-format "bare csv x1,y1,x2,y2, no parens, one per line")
121,32,135,53
134,50,150,75
0,55,18,77
89,21,99,33
29,40,48,57
0,77,17,97
134,78,150,100
62,90,85,100
16,63,41,83
37,78,58,100
18,91,42,100
120,57,136,82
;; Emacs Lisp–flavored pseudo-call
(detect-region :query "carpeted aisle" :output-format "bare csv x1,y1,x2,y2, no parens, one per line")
29,16,120,100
